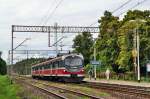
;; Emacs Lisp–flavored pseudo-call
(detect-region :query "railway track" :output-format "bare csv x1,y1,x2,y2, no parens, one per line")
15,75,150,99
15,77,67,99
15,76,103,99
79,82,150,98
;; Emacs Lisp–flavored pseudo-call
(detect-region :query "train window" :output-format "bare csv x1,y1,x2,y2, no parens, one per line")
53,62,56,69
56,61,59,68
45,64,47,69
65,56,82,66
57,62,59,68
43,65,45,69
46,64,49,69
44,64,47,69
52,62,55,69
40,66,42,70
53,61,58,68
47,64,50,69
59,61,64,67
49,63,52,69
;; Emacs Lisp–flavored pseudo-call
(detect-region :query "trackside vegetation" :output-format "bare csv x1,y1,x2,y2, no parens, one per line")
73,10,150,80
0,76,20,99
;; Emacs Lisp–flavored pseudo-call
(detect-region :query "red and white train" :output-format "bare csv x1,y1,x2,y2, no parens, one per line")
31,54,84,82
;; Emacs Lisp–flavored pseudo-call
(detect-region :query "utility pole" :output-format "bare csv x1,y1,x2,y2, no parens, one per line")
26,50,29,75
136,19,146,82
137,27,140,82
54,23,58,56
11,25,14,79
61,27,64,51
133,29,137,78
130,19,146,82
48,26,51,47
94,39,96,80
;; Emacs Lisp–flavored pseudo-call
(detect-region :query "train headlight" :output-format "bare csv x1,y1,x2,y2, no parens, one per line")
81,69,84,72
63,70,66,72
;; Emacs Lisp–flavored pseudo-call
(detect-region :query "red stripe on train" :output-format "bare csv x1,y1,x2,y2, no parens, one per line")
32,68,84,75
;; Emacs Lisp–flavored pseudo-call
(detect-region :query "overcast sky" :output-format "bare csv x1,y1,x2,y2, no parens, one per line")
0,0,149,62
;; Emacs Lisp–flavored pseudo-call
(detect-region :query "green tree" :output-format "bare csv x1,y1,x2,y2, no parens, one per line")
96,11,120,69
0,52,7,75
120,10,150,74
13,58,46,75
96,10,150,75
73,32,94,65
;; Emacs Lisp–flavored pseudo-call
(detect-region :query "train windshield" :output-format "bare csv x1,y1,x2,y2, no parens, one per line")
65,56,82,66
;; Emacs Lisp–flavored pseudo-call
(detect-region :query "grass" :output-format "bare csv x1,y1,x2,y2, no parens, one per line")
47,82,110,97
0,75,20,99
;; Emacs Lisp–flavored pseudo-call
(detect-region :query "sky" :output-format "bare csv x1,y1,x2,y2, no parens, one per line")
0,0,149,63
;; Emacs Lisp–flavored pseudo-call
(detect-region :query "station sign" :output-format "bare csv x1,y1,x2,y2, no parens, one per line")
147,63,150,72
90,60,100,65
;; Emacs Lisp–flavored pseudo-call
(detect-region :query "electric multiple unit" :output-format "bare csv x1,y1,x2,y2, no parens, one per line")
31,54,84,82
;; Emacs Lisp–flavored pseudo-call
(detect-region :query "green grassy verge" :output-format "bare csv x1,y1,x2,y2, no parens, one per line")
0,75,20,99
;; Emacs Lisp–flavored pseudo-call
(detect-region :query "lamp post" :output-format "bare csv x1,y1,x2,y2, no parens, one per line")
130,19,146,82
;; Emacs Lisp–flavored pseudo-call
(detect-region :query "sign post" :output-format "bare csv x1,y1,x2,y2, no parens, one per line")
90,60,100,80
146,63,150,81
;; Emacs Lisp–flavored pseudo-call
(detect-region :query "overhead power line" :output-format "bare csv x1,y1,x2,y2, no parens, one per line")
90,0,148,26
39,0,57,25
42,0,64,25
118,0,148,16
89,0,133,26
112,0,133,13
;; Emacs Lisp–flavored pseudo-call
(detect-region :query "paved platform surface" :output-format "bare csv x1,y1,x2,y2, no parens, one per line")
84,78,150,88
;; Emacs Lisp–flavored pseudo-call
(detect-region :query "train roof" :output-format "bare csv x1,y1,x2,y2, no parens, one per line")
32,53,83,67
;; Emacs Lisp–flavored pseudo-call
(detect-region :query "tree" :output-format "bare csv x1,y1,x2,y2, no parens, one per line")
73,32,94,65
96,11,120,68
0,52,7,75
120,10,150,75
13,58,46,75
96,10,150,75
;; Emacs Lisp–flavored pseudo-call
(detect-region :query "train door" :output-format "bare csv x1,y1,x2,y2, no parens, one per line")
38,66,39,76
39,66,41,76
40,66,42,76
42,66,44,76
54,61,58,76
50,63,52,76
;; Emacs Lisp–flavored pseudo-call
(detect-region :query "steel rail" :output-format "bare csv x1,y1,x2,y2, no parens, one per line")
80,82,150,98
15,77,68,99
15,76,103,99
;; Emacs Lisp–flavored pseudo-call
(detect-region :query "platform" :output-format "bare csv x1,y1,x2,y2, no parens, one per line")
84,78,150,88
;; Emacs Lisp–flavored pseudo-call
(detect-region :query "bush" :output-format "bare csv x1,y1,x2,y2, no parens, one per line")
0,58,7,75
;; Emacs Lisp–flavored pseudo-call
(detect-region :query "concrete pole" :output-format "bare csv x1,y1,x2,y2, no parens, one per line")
26,50,29,75
54,23,58,56
133,29,137,78
11,26,14,77
94,40,96,80
137,28,140,82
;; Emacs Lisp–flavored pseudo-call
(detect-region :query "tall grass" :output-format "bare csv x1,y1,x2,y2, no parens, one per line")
0,75,20,99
